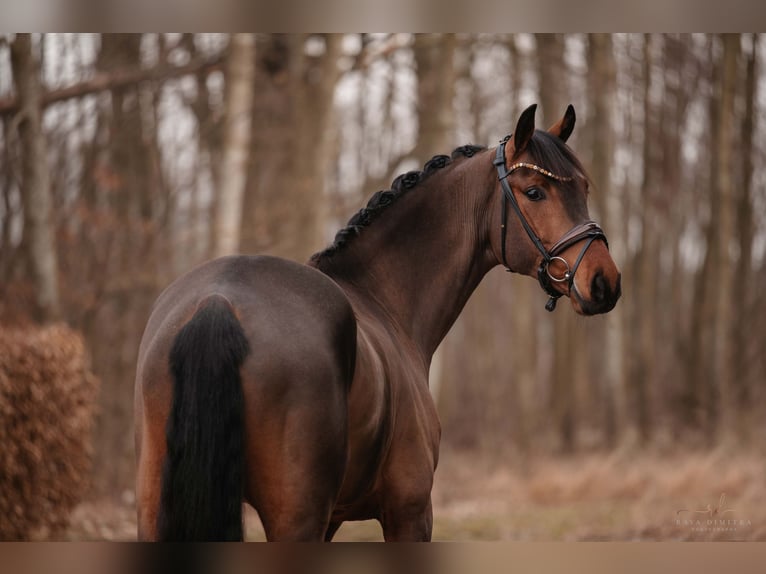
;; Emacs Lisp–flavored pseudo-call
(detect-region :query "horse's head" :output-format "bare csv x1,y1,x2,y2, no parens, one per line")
491,104,621,315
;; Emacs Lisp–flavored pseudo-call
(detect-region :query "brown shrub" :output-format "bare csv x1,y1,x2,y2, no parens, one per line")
0,324,99,540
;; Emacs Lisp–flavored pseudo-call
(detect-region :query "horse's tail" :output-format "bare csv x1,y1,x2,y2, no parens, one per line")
157,293,250,541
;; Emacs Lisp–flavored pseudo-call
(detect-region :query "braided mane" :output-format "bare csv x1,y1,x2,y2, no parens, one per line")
310,145,486,264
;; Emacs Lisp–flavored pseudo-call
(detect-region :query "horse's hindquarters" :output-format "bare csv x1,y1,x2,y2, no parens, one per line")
135,255,357,541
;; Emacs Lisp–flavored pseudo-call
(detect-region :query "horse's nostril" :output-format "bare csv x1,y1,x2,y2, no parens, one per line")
591,272,607,303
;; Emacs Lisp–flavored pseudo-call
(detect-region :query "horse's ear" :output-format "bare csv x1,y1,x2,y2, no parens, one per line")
548,104,576,143
512,104,537,156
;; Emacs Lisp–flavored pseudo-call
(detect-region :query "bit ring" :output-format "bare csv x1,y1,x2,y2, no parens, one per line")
546,256,571,283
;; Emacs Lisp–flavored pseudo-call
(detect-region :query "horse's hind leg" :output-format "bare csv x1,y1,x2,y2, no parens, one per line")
242,380,348,542
135,425,165,540
134,370,172,541
136,402,172,541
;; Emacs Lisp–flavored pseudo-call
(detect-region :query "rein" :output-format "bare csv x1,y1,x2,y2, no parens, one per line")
493,136,608,312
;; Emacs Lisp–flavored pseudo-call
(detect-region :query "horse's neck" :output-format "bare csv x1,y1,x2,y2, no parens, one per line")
316,161,497,361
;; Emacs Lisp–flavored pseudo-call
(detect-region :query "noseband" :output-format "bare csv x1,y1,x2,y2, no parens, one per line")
493,136,608,312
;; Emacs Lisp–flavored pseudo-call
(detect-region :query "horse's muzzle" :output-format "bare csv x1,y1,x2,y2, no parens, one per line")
574,271,621,315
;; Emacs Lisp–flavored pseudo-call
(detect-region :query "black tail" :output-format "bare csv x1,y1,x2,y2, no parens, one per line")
157,294,250,541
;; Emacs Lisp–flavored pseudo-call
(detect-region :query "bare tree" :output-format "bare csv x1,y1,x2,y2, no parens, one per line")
627,34,657,445
536,33,581,453
687,35,726,444
87,33,163,493
715,34,740,440
412,34,458,160
10,34,60,323
241,34,343,262
586,33,620,447
731,34,758,442
214,34,255,257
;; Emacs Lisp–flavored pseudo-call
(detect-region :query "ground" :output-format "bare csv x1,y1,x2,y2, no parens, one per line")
64,448,766,541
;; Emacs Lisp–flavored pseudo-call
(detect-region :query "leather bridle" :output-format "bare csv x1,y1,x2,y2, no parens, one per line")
493,135,608,312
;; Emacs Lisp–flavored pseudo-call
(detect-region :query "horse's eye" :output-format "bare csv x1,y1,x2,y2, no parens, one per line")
525,187,545,201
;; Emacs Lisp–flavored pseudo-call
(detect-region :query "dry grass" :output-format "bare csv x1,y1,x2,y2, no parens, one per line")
428,447,766,541
63,448,766,541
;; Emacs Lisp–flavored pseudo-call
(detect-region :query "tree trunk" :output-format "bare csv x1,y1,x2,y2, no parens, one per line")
412,34,458,159
295,34,344,254
241,34,342,262
505,36,534,453
88,33,160,495
731,34,757,442
358,34,460,212
715,34,740,441
535,33,580,453
628,34,656,446
409,34,459,409
687,36,724,445
10,33,60,323
661,35,693,440
213,34,256,257
586,33,619,447
179,33,223,266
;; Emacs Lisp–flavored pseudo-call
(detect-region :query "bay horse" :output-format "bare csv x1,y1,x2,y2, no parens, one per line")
134,104,621,541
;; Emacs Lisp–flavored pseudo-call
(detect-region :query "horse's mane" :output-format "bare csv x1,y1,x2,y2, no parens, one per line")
310,144,486,264
309,131,587,266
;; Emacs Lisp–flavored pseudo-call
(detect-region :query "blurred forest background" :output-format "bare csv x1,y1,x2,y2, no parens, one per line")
0,33,765,540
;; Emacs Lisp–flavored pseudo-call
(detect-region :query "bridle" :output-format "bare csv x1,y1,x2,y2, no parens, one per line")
493,135,608,312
